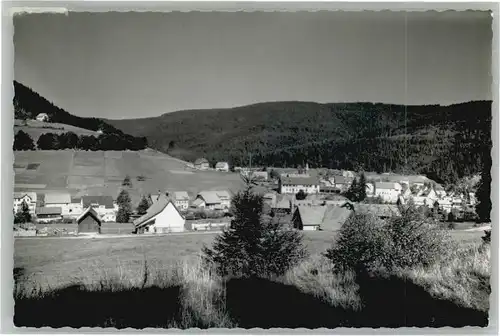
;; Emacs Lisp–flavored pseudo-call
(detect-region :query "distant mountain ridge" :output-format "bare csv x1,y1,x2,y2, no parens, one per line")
106,100,492,185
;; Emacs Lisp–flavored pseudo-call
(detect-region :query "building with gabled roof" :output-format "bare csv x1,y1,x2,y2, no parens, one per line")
13,192,37,216
44,192,72,216
374,182,403,204
134,195,185,234
292,205,352,231
77,207,102,234
36,206,62,223
279,176,320,195
194,158,210,170
35,113,49,122
172,191,190,211
81,195,117,222
215,162,229,172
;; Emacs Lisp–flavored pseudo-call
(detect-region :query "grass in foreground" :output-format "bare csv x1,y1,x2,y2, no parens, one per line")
14,242,490,329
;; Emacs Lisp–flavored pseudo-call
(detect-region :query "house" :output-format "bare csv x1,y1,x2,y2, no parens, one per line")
292,205,352,231
374,182,403,203
172,191,190,211
44,193,72,216
252,171,269,181
77,207,102,234
67,197,84,218
82,196,117,222
194,158,210,170
194,191,231,211
272,197,292,215
134,195,185,234
215,162,229,172
13,192,37,216
279,176,320,194
332,176,351,191
36,207,62,223
35,113,49,122
355,203,400,219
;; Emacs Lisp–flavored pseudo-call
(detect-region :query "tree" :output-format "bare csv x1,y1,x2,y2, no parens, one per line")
476,155,491,223
14,201,32,224
344,178,359,202
57,132,79,149
295,190,307,200
122,175,133,188
136,196,150,215
357,173,367,202
13,131,35,151
203,179,308,278
269,169,280,180
37,133,58,150
116,189,132,223
77,135,99,151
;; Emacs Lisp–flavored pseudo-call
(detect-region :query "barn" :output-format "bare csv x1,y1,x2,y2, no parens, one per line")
134,195,185,234
77,207,102,234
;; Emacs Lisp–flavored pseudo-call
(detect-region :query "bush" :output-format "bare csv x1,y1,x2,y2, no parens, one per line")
325,204,452,272
203,183,308,278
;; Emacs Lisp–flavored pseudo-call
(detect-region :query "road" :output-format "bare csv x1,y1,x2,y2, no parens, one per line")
14,230,222,240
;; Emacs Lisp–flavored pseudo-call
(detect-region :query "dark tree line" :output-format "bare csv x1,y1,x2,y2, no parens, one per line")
14,130,147,151
13,80,147,149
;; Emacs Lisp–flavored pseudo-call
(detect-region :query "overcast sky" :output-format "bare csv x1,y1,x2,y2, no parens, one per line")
14,11,492,119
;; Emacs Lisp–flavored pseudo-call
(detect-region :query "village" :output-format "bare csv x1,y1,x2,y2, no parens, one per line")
13,154,478,237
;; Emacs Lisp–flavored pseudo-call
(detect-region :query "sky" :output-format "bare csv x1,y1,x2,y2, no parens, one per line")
14,11,492,119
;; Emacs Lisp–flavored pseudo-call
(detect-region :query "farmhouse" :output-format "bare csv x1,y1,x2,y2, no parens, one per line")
252,171,269,181
36,207,62,223
68,197,84,218
77,207,102,234
331,176,351,191
134,195,185,234
194,158,210,170
44,193,72,216
292,205,352,231
279,176,320,194
194,190,231,211
172,191,190,211
13,192,37,216
35,113,49,122
374,182,403,203
82,196,117,222
215,162,229,172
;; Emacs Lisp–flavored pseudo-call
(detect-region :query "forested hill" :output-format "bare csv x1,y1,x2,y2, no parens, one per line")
13,81,147,149
107,100,491,185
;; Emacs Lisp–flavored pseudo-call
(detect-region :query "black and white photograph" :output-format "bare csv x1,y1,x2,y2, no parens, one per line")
7,4,496,331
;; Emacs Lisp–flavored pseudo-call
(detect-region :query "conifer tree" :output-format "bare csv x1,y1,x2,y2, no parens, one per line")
136,196,150,215
13,131,35,151
14,201,32,224
116,189,132,223
203,178,308,278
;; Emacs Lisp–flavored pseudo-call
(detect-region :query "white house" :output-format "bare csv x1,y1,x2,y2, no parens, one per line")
35,113,49,122
13,192,37,216
194,190,232,211
172,191,190,211
82,196,117,222
279,176,320,194
44,192,72,216
215,162,229,172
67,197,84,218
365,183,375,197
134,195,185,234
194,158,210,170
374,182,403,203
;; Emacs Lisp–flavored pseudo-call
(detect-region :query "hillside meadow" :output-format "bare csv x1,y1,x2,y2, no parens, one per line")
14,119,100,143
13,149,245,205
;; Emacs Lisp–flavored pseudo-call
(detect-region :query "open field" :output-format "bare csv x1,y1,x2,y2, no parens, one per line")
14,149,246,205
14,119,100,143
14,229,484,291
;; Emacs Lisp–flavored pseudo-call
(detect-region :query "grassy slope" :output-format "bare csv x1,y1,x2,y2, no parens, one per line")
14,119,100,143
13,149,245,205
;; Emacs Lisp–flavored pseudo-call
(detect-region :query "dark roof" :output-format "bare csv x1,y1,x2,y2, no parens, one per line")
134,195,184,228
71,197,81,204
194,158,209,165
280,176,319,186
36,207,62,215
77,207,102,225
82,196,114,209
332,176,347,184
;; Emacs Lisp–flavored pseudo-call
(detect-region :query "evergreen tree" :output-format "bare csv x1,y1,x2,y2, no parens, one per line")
476,154,492,223
13,131,35,151
36,133,58,150
357,173,367,201
136,196,150,215
344,178,359,202
203,179,308,278
116,189,132,223
14,201,32,224
58,132,79,149
77,135,99,151
122,175,133,188
295,190,307,200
